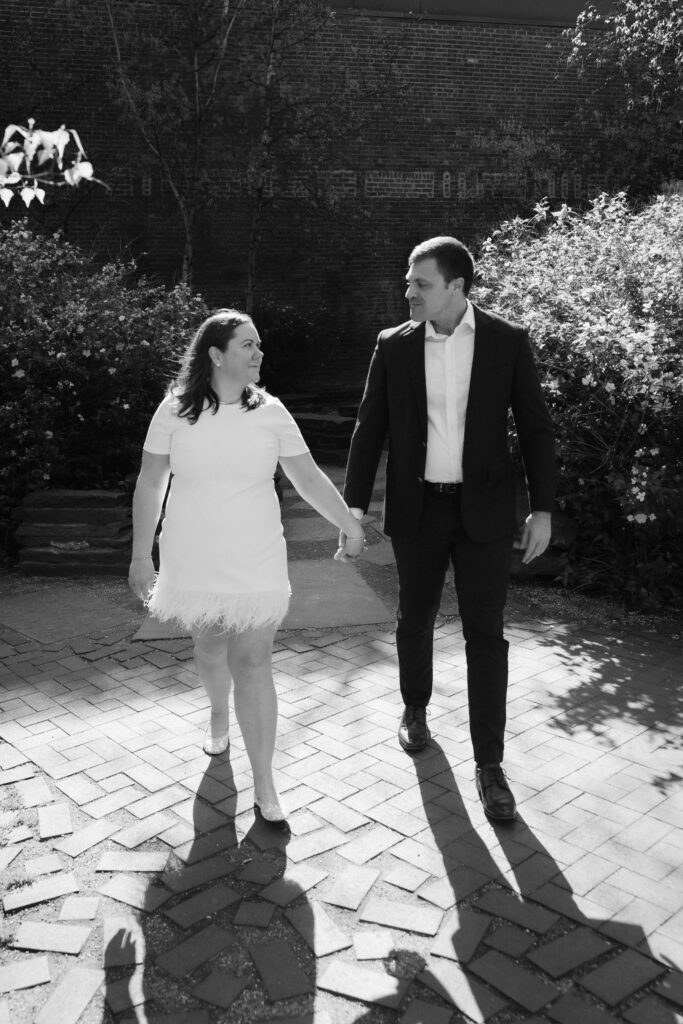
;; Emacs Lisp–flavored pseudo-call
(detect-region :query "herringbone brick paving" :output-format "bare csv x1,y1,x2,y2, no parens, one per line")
1,605,682,1024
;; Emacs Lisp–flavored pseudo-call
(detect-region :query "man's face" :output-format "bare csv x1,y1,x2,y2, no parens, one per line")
405,257,462,324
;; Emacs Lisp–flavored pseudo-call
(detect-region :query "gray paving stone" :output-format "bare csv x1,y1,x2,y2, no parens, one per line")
353,930,396,960
173,823,239,865
96,850,170,873
83,784,144,818
162,852,234,894
260,864,327,906
321,864,379,910
0,955,51,993
53,819,120,857
317,961,408,1008
237,860,280,884
33,965,104,1024
469,949,560,1013
103,916,146,966
112,812,176,849
6,824,31,844
193,971,250,1009
310,796,369,832
431,908,492,963
59,895,100,920
391,837,448,878
338,825,402,865
528,926,612,978
547,993,621,1024
121,1015,209,1024
655,972,683,1008
0,764,34,785
165,882,240,929
56,774,104,805
172,798,228,833
360,896,443,936
128,785,188,818
250,941,313,1000
0,845,22,872
15,777,54,807
384,862,431,892
3,871,79,912
105,972,152,1013
285,901,352,956
579,948,666,1005
234,900,276,927
419,959,507,1022
98,874,170,913
157,924,234,978
12,920,92,954
484,925,535,958
399,999,453,1024
622,995,683,1024
287,825,348,862
25,852,63,877
474,889,558,934
37,801,73,838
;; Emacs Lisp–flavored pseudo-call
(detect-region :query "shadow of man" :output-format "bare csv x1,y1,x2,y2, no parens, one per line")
102,755,317,1021
404,741,677,1023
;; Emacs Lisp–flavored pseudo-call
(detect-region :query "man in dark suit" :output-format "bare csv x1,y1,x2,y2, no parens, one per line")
340,236,557,820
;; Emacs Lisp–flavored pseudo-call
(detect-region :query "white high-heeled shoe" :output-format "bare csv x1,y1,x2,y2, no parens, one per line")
254,795,290,833
202,723,229,756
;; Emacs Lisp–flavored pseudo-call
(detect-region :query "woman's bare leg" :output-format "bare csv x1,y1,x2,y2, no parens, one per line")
227,625,280,809
192,626,232,741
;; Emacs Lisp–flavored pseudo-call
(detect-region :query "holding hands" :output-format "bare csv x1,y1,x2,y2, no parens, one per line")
335,508,366,562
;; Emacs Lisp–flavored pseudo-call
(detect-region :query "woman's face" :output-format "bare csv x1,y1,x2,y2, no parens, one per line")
211,321,263,387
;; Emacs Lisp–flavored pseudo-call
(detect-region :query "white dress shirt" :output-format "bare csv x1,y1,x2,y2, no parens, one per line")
424,300,475,483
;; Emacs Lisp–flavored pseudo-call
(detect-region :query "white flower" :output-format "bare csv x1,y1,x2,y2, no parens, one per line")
582,375,592,385
605,382,615,392
634,513,648,524
13,369,25,378
45,431,53,439
11,358,19,367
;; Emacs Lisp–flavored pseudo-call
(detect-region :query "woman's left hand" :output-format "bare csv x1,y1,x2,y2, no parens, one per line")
334,529,365,562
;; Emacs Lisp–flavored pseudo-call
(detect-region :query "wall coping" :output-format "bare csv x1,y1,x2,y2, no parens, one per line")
332,0,612,28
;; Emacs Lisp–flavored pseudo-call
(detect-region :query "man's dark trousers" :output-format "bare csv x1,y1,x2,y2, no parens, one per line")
391,487,512,767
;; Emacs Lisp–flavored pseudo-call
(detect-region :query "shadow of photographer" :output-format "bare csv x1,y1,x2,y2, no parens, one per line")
101,754,315,1021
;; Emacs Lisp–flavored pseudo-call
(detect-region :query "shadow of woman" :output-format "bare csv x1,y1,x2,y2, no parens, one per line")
101,755,318,1021
404,740,677,1023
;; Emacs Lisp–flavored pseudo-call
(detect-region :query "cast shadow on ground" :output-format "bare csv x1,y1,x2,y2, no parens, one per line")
395,740,678,1022
524,624,683,793
102,755,317,1022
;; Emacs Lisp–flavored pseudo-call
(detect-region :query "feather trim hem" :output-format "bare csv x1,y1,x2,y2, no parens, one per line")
147,582,290,633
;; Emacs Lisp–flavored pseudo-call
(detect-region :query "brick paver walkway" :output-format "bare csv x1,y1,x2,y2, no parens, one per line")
1,474,682,1022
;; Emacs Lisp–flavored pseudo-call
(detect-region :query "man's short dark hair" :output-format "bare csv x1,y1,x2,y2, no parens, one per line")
408,236,475,294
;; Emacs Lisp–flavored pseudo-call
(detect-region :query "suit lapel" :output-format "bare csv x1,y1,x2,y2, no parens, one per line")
402,321,428,433
464,305,498,450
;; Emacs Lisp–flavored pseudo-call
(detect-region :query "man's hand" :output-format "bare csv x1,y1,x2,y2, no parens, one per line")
520,511,552,564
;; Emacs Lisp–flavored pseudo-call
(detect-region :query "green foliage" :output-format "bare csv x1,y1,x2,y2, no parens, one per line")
1,220,208,529
566,2,683,194
476,192,683,610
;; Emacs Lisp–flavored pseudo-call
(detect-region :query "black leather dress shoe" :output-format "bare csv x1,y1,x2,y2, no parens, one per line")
475,764,517,820
398,705,430,752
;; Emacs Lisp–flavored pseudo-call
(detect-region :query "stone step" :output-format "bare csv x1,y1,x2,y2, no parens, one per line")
20,490,130,508
15,524,132,546
18,546,131,565
17,507,131,525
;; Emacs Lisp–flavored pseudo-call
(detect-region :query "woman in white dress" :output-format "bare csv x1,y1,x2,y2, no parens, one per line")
128,309,364,830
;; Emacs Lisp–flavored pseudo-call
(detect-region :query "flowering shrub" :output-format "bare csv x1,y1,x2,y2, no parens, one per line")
475,192,683,610
1,221,207,534
1,120,101,207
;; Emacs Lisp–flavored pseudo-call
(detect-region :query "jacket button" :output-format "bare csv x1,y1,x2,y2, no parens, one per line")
417,476,423,483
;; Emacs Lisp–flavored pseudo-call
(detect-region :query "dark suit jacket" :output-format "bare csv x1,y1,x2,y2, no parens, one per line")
343,304,557,543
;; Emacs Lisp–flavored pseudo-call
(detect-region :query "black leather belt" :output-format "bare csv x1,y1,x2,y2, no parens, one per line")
424,481,461,494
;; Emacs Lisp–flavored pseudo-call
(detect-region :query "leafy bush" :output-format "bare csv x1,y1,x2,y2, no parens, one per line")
476,192,683,610
1,220,208,535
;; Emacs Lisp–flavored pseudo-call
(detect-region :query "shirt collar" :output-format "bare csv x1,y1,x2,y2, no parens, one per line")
424,299,475,340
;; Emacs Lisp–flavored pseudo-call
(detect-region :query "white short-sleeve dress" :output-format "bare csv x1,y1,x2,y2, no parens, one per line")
142,391,309,633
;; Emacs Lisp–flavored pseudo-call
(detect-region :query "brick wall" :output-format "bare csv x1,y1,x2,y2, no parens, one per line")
2,2,604,395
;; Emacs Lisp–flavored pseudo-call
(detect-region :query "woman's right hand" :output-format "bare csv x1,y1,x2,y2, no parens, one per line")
128,557,156,601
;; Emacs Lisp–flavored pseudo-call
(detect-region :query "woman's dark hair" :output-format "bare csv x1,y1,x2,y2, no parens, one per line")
172,308,265,423
408,236,475,294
